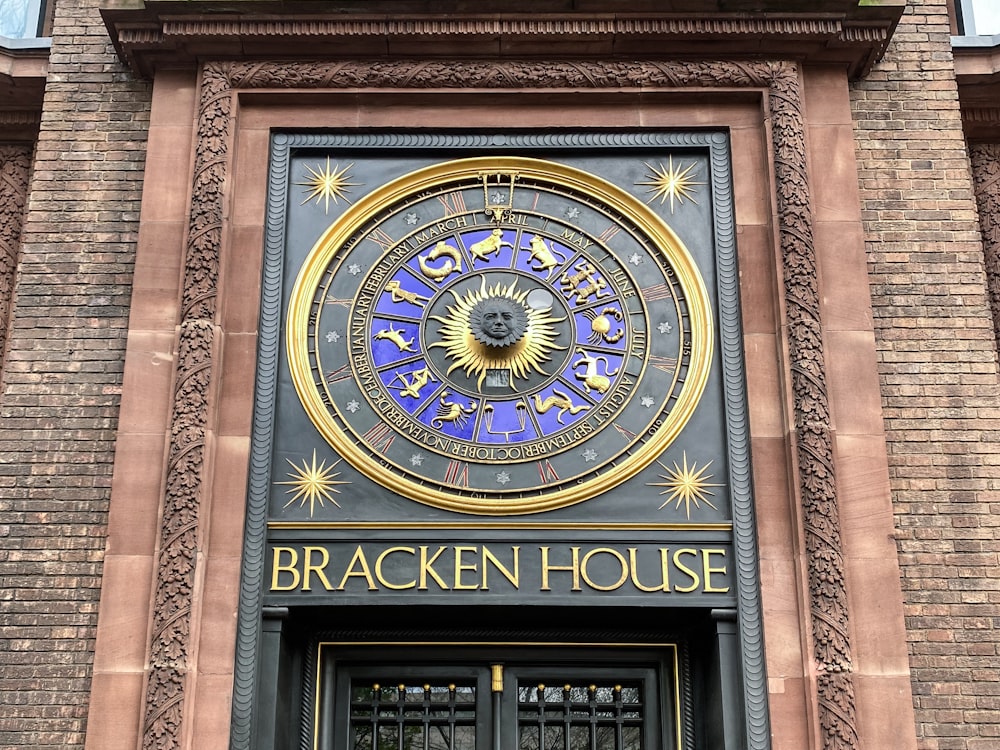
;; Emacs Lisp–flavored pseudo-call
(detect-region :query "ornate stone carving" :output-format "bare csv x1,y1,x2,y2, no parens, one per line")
142,58,856,750
0,145,32,365
971,144,1000,343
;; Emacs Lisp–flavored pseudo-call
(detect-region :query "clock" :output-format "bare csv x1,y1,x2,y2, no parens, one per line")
286,157,712,514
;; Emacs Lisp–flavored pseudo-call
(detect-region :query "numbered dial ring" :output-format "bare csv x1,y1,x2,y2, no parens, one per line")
287,157,713,514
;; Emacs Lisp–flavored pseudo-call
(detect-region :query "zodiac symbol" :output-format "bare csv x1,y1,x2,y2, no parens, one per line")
469,228,514,264
572,347,619,395
387,367,436,399
560,262,609,305
532,388,591,424
584,307,625,344
483,401,528,440
431,391,477,429
418,241,463,281
521,235,566,279
373,323,416,353
384,280,430,308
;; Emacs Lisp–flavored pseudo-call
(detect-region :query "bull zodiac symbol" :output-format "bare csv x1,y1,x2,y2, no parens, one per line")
418,241,463,281
469,228,514,264
431,391,477,429
373,323,416,353
387,367,436,399
572,347,619,395
521,235,566,279
532,388,591,424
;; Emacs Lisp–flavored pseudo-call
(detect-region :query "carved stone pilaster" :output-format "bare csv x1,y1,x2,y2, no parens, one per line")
971,144,1000,343
0,144,32,365
141,58,856,750
140,66,231,750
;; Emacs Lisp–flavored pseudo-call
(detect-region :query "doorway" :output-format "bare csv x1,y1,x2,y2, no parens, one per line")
319,648,681,750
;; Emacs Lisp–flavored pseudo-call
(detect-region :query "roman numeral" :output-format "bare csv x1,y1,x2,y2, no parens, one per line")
537,460,559,484
367,227,395,252
641,283,672,301
326,364,351,383
437,191,467,216
597,224,621,243
362,422,395,452
649,355,677,373
444,460,470,487
613,423,639,442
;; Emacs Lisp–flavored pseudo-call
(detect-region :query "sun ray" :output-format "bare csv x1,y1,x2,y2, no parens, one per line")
297,158,360,214
636,157,703,213
429,278,565,390
275,450,349,517
649,452,722,519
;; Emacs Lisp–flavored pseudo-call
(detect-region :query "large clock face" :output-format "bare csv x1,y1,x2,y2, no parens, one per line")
287,157,712,514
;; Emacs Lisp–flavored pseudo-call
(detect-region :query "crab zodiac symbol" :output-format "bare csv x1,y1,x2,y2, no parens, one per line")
583,307,625,345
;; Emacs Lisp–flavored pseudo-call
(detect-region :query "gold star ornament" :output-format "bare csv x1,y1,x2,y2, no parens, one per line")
298,159,359,213
649,452,722,519
275,450,349,517
637,157,703,213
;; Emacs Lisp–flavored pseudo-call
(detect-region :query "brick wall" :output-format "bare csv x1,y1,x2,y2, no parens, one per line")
851,1,1000,748
0,0,150,746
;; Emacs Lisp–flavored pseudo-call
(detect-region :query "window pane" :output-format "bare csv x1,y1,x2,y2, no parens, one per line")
965,0,1000,35
0,0,43,39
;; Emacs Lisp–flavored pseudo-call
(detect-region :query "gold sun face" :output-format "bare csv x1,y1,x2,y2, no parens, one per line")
637,157,703,213
650,452,722,519
297,158,359,214
429,278,566,390
275,450,348,517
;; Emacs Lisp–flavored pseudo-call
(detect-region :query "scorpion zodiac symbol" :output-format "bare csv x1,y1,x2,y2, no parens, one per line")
431,391,478,429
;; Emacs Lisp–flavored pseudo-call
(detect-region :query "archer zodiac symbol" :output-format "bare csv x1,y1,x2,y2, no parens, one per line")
418,241,463,281
532,388,591,424
431,391,477,429
521,234,566,279
383,280,431,308
373,323,416,353
387,367,437,399
572,347,620,395
584,307,625,344
559,262,609,305
469,228,514,264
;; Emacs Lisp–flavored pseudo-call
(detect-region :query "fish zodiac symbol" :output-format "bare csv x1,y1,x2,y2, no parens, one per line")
418,241,463,281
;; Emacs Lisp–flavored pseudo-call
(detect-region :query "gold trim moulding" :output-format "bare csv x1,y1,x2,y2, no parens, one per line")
268,521,734,532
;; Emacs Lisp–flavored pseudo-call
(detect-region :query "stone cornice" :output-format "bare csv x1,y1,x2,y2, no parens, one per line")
101,2,904,80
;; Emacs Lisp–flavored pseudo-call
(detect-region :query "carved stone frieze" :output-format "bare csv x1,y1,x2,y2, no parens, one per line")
0,144,31,365
141,58,856,750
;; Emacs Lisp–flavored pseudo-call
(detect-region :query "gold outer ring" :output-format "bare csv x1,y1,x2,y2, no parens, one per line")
287,156,714,515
